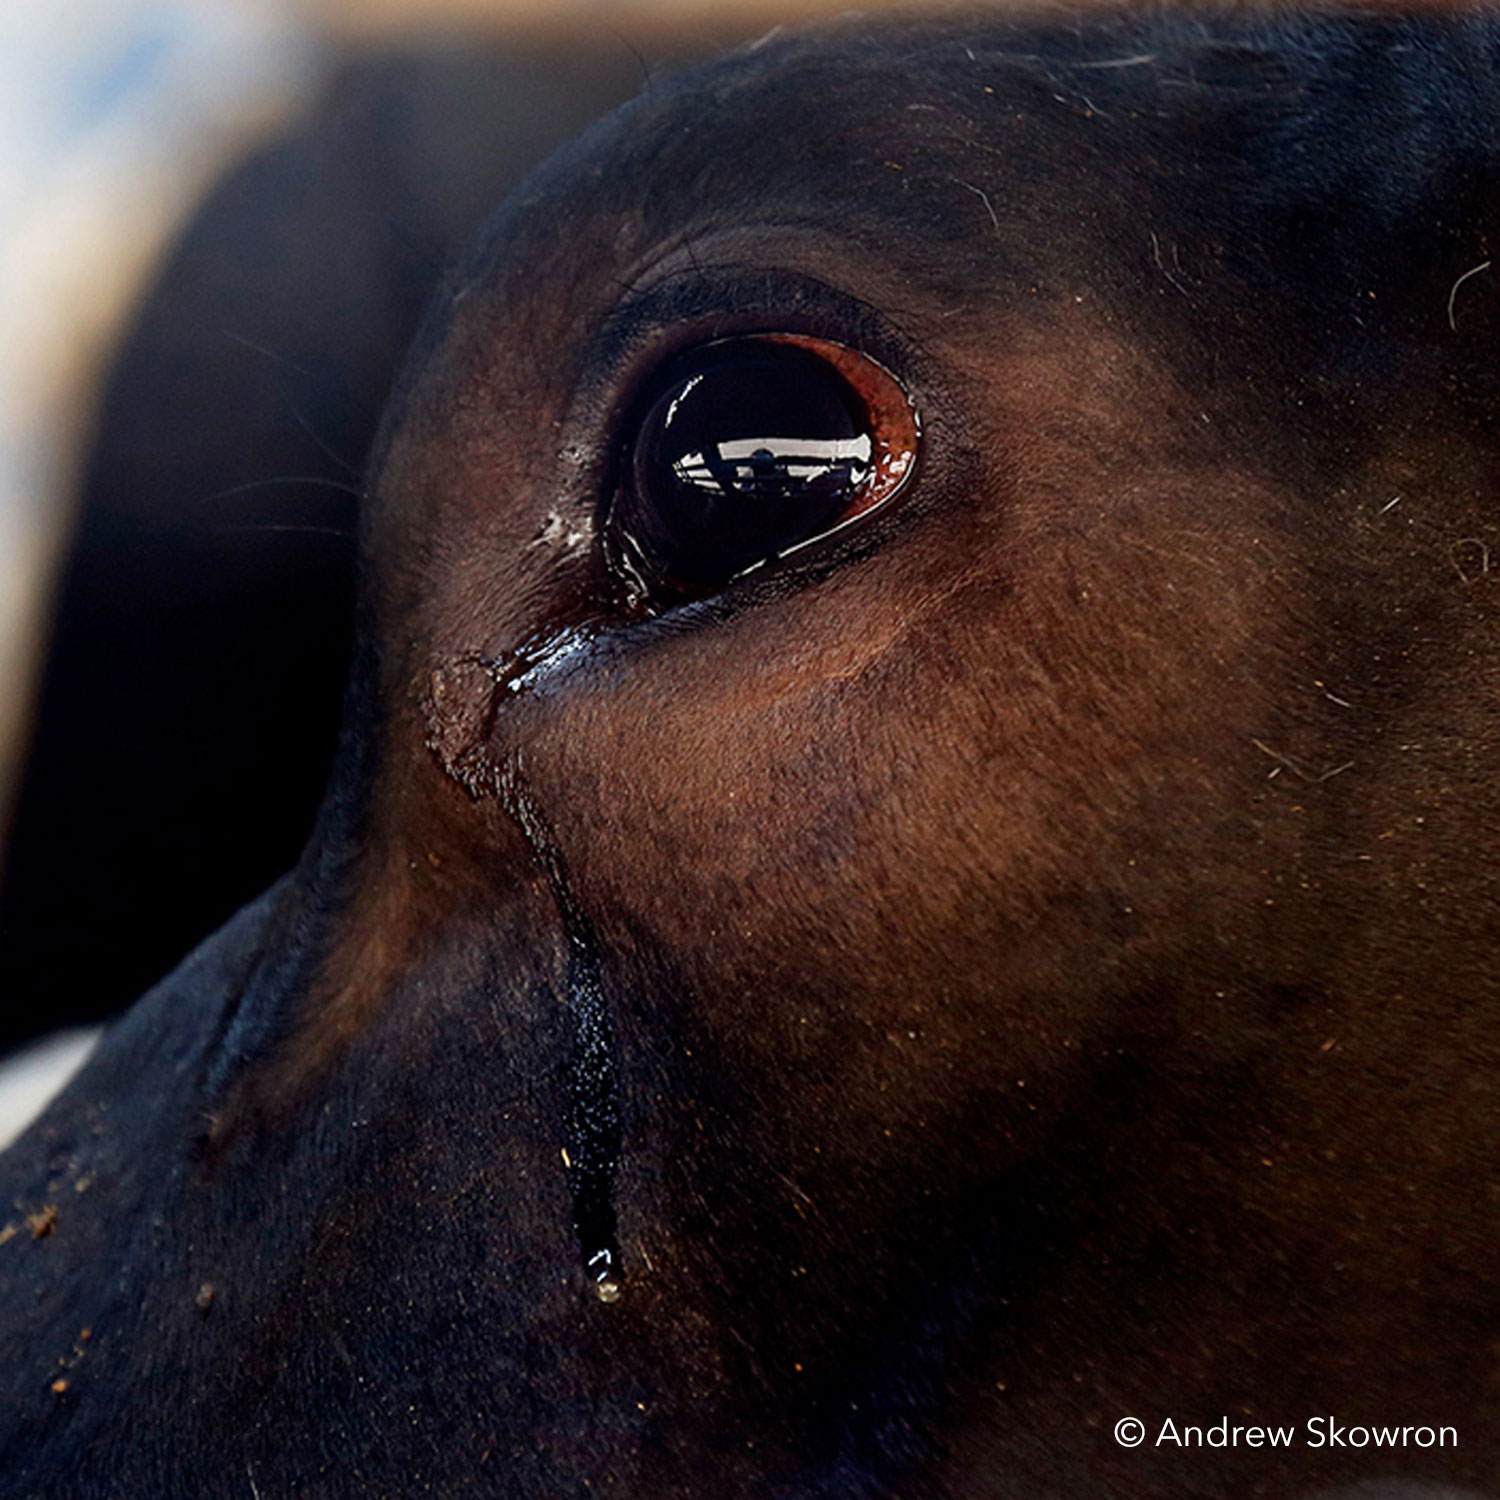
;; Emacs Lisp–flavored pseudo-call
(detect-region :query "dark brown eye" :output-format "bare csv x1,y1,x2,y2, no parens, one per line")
605,334,919,604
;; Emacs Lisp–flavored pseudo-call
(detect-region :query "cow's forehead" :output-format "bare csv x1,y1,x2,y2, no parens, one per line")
456,11,1494,288
373,6,1499,524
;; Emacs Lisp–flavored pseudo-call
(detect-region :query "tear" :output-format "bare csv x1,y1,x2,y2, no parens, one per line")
503,770,623,1303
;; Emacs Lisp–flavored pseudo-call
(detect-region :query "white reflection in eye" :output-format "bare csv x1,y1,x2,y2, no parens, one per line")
670,434,874,498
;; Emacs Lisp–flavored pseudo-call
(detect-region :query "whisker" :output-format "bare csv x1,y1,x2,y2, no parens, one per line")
220,329,365,478
198,475,363,506
607,27,655,89
214,523,356,540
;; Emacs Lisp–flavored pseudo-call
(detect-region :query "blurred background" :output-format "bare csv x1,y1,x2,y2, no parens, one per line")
0,0,921,1140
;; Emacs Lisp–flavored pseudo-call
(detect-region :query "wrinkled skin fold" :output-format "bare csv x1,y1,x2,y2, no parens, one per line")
3,10,1500,1498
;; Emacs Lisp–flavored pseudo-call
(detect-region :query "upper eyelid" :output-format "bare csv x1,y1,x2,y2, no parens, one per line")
548,267,906,528
576,265,914,426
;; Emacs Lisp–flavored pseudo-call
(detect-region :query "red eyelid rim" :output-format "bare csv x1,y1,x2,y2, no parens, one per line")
760,332,922,530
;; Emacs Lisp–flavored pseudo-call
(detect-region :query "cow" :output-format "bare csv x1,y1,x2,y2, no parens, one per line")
2,8,1498,1497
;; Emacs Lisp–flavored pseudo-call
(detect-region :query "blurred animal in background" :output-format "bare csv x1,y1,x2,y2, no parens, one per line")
2,8,1499,1498
0,17,712,1063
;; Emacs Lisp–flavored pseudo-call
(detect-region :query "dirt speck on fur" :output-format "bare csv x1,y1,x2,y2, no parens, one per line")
26,1205,58,1240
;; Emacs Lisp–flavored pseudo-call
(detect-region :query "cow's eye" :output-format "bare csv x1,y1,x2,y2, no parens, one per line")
604,334,919,605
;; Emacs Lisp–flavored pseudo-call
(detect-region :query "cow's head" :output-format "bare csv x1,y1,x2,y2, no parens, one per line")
3,11,1499,1498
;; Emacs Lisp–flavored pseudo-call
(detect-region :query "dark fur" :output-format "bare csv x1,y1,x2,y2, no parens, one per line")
3,10,1499,1497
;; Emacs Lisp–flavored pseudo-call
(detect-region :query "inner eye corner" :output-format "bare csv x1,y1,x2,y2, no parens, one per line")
605,332,922,608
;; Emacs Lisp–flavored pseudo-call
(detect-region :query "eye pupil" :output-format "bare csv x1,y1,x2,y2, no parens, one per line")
619,340,879,591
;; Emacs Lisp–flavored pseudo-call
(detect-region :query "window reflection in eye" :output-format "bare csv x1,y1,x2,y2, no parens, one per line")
669,435,874,499
606,334,919,607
